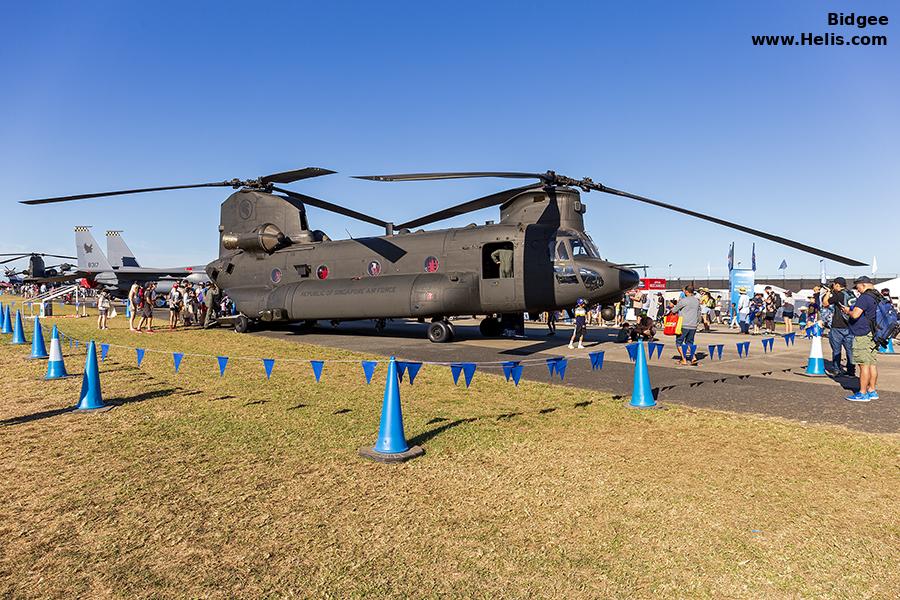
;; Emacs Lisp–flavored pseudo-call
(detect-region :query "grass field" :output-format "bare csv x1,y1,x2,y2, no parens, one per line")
1,297,898,598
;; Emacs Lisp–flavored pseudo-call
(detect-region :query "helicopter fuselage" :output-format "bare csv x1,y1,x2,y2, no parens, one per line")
207,187,640,326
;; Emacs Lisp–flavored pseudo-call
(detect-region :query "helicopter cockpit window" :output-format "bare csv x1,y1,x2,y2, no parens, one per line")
554,265,578,285
554,240,570,261
570,238,595,258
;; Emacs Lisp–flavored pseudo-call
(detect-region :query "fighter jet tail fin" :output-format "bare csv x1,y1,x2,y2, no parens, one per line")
75,226,113,271
106,230,140,268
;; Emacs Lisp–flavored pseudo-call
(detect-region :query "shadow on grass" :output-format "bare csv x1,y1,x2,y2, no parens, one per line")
1,406,75,426
105,387,177,406
1,387,175,426
407,417,476,446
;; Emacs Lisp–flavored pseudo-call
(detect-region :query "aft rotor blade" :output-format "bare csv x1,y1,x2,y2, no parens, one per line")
261,167,336,185
271,186,389,228
39,253,78,260
356,171,547,182
598,184,867,267
0,255,28,265
20,182,233,205
397,184,542,230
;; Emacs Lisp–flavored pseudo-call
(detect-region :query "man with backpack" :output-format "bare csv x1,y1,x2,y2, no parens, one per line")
841,276,884,401
763,287,780,334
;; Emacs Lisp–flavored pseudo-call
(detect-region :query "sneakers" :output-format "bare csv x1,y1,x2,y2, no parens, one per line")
845,392,870,402
568,343,574,349
867,390,879,400
577,343,584,349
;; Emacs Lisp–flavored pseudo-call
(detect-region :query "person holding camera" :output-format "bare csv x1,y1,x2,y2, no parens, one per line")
822,277,855,377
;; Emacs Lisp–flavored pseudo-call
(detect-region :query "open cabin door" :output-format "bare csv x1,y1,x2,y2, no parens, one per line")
480,241,517,312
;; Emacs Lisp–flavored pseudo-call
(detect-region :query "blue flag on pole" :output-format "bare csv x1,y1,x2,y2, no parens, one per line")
136,348,145,367
173,352,183,373
728,242,734,271
778,259,788,271
100,343,109,361
217,356,228,376
751,243,757,271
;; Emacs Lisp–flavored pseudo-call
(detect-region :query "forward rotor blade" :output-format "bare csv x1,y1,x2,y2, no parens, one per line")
261,167,336,185
271,186,389,229
397,184,542,230
0,255,27,265
39,253,78,260
20,182,232,205
597,184,867,267
356,171,547,182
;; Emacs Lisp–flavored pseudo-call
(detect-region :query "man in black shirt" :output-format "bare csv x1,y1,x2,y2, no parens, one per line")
822,277,855,376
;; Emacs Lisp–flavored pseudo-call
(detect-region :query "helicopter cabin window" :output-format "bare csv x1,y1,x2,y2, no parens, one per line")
482,242,514,279
555,240,570,261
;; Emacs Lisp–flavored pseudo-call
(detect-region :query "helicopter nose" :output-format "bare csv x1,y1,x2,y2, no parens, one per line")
617,268,640,291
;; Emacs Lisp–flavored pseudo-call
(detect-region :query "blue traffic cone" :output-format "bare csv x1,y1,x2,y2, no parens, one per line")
10,310,27,345
803,327,826,377
629,340,658,409
75,340,109,411
878,338,895,354
28,316,49,359
358,356,424,462
1,305,11,334
45,325,69,379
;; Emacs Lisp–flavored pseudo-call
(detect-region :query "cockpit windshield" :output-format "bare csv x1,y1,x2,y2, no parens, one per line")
550,232,602,261
570,235,601,259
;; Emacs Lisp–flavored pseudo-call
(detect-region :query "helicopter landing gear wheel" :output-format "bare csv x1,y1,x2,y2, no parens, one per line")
374,318,386,334
446,321,456,342
479,316,502,337
427,320,453,343
234,315,251,334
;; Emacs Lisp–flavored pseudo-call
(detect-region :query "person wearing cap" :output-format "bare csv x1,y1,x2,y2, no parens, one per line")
841,276,879,401
568,299,588,349
670,284,701,365
821,277,855,377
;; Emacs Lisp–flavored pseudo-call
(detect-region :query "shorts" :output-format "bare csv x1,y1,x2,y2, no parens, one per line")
99,308,108,317
574,322,586,337
141,304,153,318
782,311,794,320
852,334,878,365
676,327,697,347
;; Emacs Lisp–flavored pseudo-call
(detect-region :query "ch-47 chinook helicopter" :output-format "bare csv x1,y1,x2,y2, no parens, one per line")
1,252,78,283
21,167,865,342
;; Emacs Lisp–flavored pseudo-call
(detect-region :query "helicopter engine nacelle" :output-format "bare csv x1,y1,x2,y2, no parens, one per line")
221,223,288,254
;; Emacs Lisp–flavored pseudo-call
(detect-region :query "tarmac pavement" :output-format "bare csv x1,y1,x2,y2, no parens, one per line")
254,319,900,434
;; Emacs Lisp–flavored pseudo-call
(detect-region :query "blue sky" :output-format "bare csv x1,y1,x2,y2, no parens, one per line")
1,0,897,278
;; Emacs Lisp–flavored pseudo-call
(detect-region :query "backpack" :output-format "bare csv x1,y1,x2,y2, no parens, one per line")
865,290,900,348
772,294,782,310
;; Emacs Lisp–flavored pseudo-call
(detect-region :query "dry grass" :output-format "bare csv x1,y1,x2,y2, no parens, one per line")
0,297,898,599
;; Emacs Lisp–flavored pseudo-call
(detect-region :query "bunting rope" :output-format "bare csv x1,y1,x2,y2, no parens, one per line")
1,311,821,388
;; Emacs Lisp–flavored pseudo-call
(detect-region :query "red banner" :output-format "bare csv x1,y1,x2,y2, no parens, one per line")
639,278,667,290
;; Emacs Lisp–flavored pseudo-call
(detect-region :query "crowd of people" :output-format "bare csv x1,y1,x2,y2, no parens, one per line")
530,277,896,401
119,280,230,333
